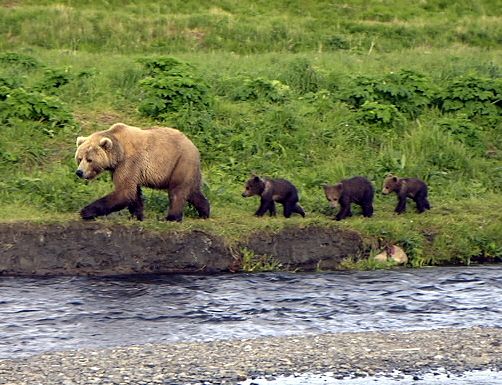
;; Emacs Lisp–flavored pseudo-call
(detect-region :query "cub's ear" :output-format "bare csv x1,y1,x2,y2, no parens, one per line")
76,136,88,147
392,176,398,182
321,183,330,190
99,137,113,151
253,176,261,182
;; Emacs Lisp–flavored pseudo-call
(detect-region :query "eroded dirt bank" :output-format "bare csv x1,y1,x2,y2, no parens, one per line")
0,222,364,276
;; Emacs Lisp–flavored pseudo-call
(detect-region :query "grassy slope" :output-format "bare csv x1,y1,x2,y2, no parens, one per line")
0,0,501,267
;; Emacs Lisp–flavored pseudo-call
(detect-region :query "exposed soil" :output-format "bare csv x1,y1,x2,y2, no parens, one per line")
0,222,364,276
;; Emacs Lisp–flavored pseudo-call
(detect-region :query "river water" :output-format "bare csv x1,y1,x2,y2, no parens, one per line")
0,265,501,359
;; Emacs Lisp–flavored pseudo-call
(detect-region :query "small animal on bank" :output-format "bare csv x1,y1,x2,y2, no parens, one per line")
242,175,306,218
382,174,430,214
322,176,374,221
75,122,210,222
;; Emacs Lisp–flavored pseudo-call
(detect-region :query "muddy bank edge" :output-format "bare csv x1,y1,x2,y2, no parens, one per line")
0,222,364,276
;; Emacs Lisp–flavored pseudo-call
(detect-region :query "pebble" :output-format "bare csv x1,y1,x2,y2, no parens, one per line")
0,327,500,385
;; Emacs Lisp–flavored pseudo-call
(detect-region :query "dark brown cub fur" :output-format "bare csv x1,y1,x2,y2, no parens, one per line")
242,176,305,218
323,176,374,221
382,174,430,214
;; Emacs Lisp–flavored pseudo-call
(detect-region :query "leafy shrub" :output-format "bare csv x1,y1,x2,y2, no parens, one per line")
436,116,484,152
339,74,376,108
340,70,435,118
36,68,72,92
232,77,290,103
0,75,21,89
436,75,502,126
0,86,74,128
0,52,41,69
356,101,404,129
377,70,435,117
138,56,211,119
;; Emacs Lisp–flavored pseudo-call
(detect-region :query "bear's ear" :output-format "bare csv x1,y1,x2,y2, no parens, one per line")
253,176,261,182
335,183,343,191
392,176,398,182
99,137,113,151
76,136,88,147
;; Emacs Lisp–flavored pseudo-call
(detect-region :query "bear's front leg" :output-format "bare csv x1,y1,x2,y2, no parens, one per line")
395,195,407,214
166,186,188,222
335,203,351,221
80,191,132,220
255,198,273,217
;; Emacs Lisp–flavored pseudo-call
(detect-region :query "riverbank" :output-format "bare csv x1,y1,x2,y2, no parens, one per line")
0,221,363,275
0,327,499,384
1,218,501,276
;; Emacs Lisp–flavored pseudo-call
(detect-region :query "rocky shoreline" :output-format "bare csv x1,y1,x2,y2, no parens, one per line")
0,222,363,276
0,327,499,384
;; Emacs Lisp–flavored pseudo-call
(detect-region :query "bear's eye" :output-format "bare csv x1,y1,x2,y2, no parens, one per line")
77,157,82,163
86,158,92,163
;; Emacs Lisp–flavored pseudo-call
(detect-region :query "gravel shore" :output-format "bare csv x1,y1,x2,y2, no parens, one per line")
0,327,500,385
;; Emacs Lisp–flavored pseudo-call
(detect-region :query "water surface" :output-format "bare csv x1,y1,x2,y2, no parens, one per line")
1,265,501,359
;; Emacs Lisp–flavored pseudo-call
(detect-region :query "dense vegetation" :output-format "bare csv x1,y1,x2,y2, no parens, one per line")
0,0,501,268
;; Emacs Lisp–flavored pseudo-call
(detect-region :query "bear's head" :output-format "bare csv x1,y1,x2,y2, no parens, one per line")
382,174,400,195
75,134,117,180
322,183,343,208
242,175,265,197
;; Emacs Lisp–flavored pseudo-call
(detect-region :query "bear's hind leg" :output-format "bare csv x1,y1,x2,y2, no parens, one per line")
362,203,373,218
188,190,210,219
294,203,306,217
283,202,293,218
415,195,430,213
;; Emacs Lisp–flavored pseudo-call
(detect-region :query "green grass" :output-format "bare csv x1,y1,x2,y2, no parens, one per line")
0,0,501,268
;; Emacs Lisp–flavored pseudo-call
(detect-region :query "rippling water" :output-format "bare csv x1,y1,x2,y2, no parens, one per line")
1,265,501,358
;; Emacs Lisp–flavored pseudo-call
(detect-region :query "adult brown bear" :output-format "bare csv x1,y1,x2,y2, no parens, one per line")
75,123,210,222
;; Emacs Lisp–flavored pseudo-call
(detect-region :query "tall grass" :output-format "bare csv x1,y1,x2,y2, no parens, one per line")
0,1,501,53
0,0,501,266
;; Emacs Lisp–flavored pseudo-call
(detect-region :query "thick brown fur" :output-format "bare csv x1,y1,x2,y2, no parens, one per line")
75,123,210,221
242,176,305,218
323,176,374,221
382,174,430,214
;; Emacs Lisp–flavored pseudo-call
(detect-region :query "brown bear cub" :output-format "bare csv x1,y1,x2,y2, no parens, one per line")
382,174,430,214
242,176,305,218
323,176,374,221
75,123,210,222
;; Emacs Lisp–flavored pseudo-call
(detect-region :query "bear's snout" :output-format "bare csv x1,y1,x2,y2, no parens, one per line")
76,169,84,178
